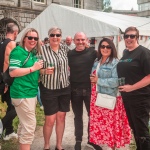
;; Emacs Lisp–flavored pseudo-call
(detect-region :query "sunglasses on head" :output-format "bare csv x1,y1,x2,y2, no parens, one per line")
49,34,61,37
124,34,136,39
100,45,111,49
25,36,39,41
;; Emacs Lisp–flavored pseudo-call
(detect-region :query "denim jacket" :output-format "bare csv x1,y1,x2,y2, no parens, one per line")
91,58,119,97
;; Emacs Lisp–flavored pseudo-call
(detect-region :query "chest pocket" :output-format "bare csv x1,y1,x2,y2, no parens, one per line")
99,68,112,78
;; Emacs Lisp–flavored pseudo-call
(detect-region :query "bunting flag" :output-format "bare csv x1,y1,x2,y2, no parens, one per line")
140,35,143,40
118,35,121,42
145,36,148,41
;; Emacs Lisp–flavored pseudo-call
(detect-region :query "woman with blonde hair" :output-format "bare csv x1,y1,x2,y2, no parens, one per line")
9,28,43,150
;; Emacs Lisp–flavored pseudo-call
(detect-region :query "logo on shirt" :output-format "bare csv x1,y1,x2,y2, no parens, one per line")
119,59,132,62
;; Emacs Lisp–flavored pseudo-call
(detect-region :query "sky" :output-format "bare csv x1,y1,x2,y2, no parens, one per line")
110,0,138,10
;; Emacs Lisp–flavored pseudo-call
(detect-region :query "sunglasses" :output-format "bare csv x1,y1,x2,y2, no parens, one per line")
100,45,111,49
124,34,137,39
25,36,39,41
49,34,61,37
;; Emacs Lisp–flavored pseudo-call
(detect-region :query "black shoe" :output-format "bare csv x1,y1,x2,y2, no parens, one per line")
55,148,64,150
74,141,81,150
87,141,102,150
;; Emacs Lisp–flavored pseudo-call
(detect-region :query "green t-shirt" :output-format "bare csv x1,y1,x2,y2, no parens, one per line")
9,46,39,98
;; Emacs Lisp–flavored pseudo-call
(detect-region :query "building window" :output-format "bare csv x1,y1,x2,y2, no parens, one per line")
139,2,150,11
74,0,83,8
33,0,45,3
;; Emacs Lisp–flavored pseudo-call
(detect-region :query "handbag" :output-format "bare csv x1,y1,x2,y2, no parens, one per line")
2,52,31,86
95,61,116,110
95,93,116,110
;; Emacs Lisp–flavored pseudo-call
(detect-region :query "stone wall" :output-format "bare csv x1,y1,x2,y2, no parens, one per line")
0,0,103,38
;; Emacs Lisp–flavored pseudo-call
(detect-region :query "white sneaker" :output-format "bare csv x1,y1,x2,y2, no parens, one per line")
0,119,3,137
40,106,44,110
3,132,18,140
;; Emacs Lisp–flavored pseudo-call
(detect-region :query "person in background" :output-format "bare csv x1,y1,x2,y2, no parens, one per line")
39,27,70,150
117,26,150,150
43,37,49,44
9,28,43,150
0,22,19,140
65,36,75,50
68,32,102,150
90,38,131,150
37,87,43,110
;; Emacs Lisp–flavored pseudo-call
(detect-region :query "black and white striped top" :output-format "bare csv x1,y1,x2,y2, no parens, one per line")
40,44,70,90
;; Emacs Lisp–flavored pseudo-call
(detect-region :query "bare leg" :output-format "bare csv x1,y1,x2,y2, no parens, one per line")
56,111,66,149
19,144,30,150
112,146,116,150
43,114,56,149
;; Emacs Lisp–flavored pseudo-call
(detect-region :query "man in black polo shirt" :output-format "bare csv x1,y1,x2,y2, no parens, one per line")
68,32,102,150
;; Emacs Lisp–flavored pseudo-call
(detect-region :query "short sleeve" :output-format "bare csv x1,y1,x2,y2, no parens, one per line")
140,47,150,75
9,48,22,70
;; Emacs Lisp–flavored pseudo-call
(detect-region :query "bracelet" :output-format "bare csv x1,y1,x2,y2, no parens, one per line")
30,68,32,73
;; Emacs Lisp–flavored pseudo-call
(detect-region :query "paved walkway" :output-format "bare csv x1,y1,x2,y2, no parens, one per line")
31,105,92,150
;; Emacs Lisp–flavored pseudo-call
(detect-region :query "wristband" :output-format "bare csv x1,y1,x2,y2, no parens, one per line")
30,68,32,73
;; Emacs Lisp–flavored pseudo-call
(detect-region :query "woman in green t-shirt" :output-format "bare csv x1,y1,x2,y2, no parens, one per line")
9,28,43,150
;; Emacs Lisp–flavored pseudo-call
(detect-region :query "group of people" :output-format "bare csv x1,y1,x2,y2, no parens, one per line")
0,22,150,150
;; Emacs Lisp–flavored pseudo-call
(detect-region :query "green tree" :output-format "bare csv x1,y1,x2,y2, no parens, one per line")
102,0,112,12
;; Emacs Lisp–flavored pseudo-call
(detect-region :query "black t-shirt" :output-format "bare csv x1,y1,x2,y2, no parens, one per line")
117,45,150,97
68,47,97,88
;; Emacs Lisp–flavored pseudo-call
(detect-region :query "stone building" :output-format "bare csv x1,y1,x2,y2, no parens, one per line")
0,0,103,41
137,0,150,17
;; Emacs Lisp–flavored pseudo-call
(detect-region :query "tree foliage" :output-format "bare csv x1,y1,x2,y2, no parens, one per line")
102,0,112,12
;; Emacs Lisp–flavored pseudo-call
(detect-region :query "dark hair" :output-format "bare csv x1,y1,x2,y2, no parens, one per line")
124,26,139,39
44,37,49,42
6,23,19,34
97,38,117,63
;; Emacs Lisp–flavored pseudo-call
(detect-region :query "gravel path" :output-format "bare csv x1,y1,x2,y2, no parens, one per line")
31,105,92,150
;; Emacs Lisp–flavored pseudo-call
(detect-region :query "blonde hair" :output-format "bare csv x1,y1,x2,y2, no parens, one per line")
48,27,62,36
19,28,41,54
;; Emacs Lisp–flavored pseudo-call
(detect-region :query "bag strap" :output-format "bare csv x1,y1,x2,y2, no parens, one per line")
22,52,31,67
96,62,100,92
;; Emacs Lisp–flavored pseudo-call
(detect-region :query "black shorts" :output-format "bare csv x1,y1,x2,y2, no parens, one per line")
39,83,71,115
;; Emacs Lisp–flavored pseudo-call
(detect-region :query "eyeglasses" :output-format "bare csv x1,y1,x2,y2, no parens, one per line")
25,36,39,41
49,34,61,37
100,45,111,49
124,34,137,39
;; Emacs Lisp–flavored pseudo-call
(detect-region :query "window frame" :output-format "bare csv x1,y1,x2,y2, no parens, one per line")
33,0,45,4
74,0,83,8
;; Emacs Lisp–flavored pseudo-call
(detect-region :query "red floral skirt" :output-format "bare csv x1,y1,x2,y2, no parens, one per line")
89,74,132,148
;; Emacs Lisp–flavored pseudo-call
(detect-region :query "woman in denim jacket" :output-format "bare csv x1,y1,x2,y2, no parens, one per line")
89,38,131,150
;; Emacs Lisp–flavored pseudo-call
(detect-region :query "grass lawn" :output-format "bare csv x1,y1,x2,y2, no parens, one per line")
0,97,44,150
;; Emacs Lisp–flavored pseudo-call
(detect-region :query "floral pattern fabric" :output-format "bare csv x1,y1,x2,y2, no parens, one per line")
89,71,132,148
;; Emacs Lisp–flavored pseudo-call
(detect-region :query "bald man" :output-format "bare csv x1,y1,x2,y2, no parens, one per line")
65,36,75,50
68,32,102,150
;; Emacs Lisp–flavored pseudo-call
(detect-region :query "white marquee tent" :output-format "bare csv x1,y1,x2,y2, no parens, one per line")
16,4,150,57
17,3,150,41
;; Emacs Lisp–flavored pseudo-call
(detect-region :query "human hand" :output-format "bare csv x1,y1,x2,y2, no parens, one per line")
4,84,8,93
90,74,98,84
119,84,134,92
32,60,43,71
45,67,54,75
